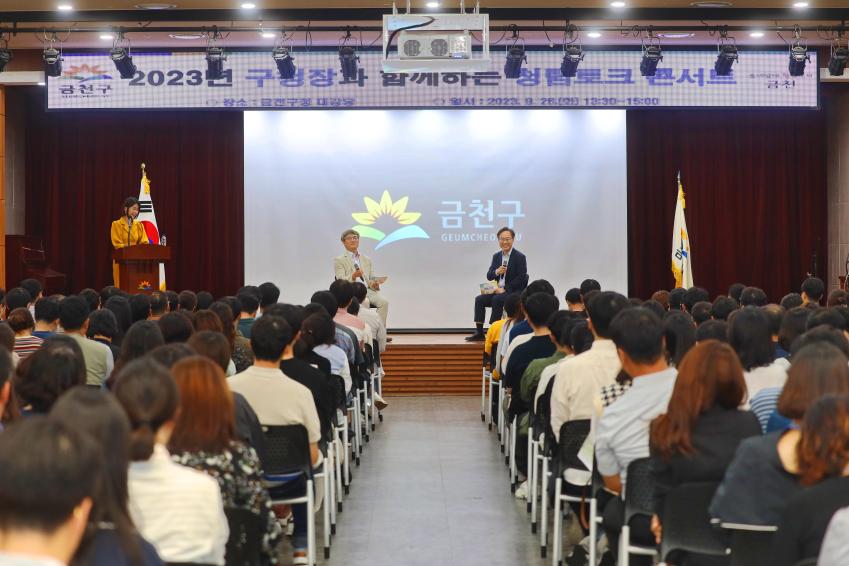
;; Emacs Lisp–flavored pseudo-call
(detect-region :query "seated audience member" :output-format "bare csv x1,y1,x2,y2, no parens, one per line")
5,287,32,314
710,342,849,525
780,292,804,310
147,344,195,371
211,300,254,373
641,300,665,319
192,310,234,374
806,308,846,333
0,349,12,427
178,290,198,313
227,316,322,565
59,297,113,386
164,290,179,314
351,281,387,353
309,292,359,366
741,286,769,307
730,307,787,400
711,296,738,321
696,319,728,343
19,279,43,306
114,321,165,375
523,311,582,409
81,287,103,312
801,276,825,307
818,506,849,566
157,312,194,344
770,395,849,566
301,312,352,395
104,296,133,346
595,308,677,563
50,388,164,566
14,336,86,414
501,280,557,374
690,301,712,325
505,293,560,397
777,307,811,359
648,341,761,546
196,291,214,311
827,289,848,308
186,331,265,460
258,282,281,315
491,295,525,384
728,282,746,305
236,288,261,339
668,287,686,311
0,417,100,566
128,294,152,324
33,297,60,339
87,309,121,362
650,290,670,311
662,311,696,366
168,357,282,565
579,278,601,300
550,291,630,442
329,279,366,343
148,292,168,321
8,307,43,361
763,304,786,348
113,358,228,565
683,286,710,313
565,288,584,312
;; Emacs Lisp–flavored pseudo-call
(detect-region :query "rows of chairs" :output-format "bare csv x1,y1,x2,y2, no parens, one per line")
479,353,786,566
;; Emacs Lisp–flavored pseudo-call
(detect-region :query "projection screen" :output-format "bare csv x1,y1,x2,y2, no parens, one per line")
244,109,627,329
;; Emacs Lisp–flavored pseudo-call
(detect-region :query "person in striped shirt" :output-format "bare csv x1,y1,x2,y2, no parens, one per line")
7,307,44,361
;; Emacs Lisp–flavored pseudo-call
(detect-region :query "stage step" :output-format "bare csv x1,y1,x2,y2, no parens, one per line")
381,341,484,396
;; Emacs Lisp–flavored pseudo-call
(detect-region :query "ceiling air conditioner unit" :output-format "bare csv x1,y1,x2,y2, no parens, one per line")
382,2,490,73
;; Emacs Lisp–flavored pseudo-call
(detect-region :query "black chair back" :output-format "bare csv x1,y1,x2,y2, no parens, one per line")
372,339,382,367
224,507,263,566
659,482,728,559
623,457,655,525
556,420,591,475
489,341,499,371
536,378,557,455
725,528,776,566
262,425,312,477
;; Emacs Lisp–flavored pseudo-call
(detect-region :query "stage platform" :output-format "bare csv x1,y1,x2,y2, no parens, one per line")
381,333,484,396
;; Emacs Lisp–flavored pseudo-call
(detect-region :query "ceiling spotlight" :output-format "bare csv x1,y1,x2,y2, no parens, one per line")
426,1,440,7
110,50,136,79
714,31,738,77
503,27,526,79
586,31,602,38
43,46,63,77
206,46,226,80
261,31,276,39
339,45,359,81
561,45,584,78
272,45,296,79
749,31,765,38
38,82,45,86
240,2,256,8
100,33,114,40
57,4,73,10
640,37,663,77
828,41,849,76
788,28,809,77
793,1,809,7
610,1,626,7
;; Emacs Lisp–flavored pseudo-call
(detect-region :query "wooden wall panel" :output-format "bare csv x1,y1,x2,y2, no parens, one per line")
381,343,485,396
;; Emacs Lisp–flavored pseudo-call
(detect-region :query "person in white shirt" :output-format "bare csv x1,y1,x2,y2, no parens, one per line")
550,291,631,442
729,307,788,400
0,418,99,566
228,315,322,566
352,282,387,353
114,358,228,566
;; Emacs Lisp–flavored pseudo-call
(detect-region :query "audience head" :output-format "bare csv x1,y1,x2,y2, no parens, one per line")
762,304,785,338
628,297,643,307
127,294,151,324
149,291,168,317
790,326,849,358
564,288,583,310
650,340,747,459
729,307,774,371
610,307,665,375
663,311,697,367
524,293,560,328
579,278,601,298
801,277,825,305
548,311,582,351
196,291,214,311
740,286,769,307
778,343,849,422
116,320,164,371
250,315,292,362
113,358,179,461
347,298,360,316
14,335,86,414
7,307,35,335
329,279,355,310
19,279,43,302
99,286,119,308
34,297,60,327
781,292,804,311
504,293,524,321
310,291,338,319
570,321,594,354
147,343,195,369
265,303,306,335
236,286,261,316
86,309,118,342
728,282,746,304
642,300,665,319
104,296,133,338
807,308,846,332
0,417,99,563
520,280,556,310
668,288,686,311
299,313,335,349
797,395,849,485
178,290,198,312
779,307,813,353
169,356,234,455
164,290,179,313
651,290,670,310
585,291,631,339
193,309,224,334
351,282,368,305
690,301,712,325
5,287,32,312
187,331,231,372
258,282,281,310
158,311,194,344
80,288,101,313
827,289,848,308
683,286,709,312
0,324,13,355
711,296,738,321
209,301,236,349
696,319,729,343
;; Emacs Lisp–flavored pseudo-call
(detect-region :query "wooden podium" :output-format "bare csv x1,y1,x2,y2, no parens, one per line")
112,245,172,294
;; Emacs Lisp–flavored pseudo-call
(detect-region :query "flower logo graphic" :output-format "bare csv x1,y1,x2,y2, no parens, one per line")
63,64,113,82
351,190,430,250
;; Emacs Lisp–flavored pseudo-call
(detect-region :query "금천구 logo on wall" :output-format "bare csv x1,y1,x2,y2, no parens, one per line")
64,64,113,82
351,191,430,250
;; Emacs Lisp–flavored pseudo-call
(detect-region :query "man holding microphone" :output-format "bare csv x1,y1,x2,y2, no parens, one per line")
466,227,528,341
334,229,389,325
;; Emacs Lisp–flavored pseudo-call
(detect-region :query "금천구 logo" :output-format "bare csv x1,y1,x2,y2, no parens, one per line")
63,64,113,82
351,191,430,250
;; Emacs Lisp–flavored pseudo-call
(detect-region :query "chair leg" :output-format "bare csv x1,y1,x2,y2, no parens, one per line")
307,480,316,566
323,464,331,559
619,524,630,566
481,367,487,421
527,433,535,514
509,417,518,485
487,377,494,429
588,497,597,566
341,424,351,494
530,438,538,529
552,478,562,566
498,385,505,445
540,455,549,558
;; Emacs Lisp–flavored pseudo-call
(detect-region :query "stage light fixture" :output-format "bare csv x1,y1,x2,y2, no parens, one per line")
503,27,526,79
206,46,226,79
788,26,809,77
828,40,849,76
560,26,584,78
714,31,738,77
273,46,296,79
640,36,663,77
43,46,63,77
337,45,358,80
0,37,12,73
110,47,136,78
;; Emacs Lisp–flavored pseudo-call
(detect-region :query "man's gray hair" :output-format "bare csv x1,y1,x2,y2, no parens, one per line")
340,229,360,242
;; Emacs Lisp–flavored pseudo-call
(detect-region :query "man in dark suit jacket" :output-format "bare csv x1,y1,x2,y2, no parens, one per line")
466,227,528,341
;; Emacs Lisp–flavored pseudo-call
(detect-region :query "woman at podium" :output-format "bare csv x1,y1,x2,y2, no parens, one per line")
111,197,148,286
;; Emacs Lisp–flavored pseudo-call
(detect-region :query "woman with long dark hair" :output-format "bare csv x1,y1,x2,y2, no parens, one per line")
110,197,148,287
50,387,163,566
